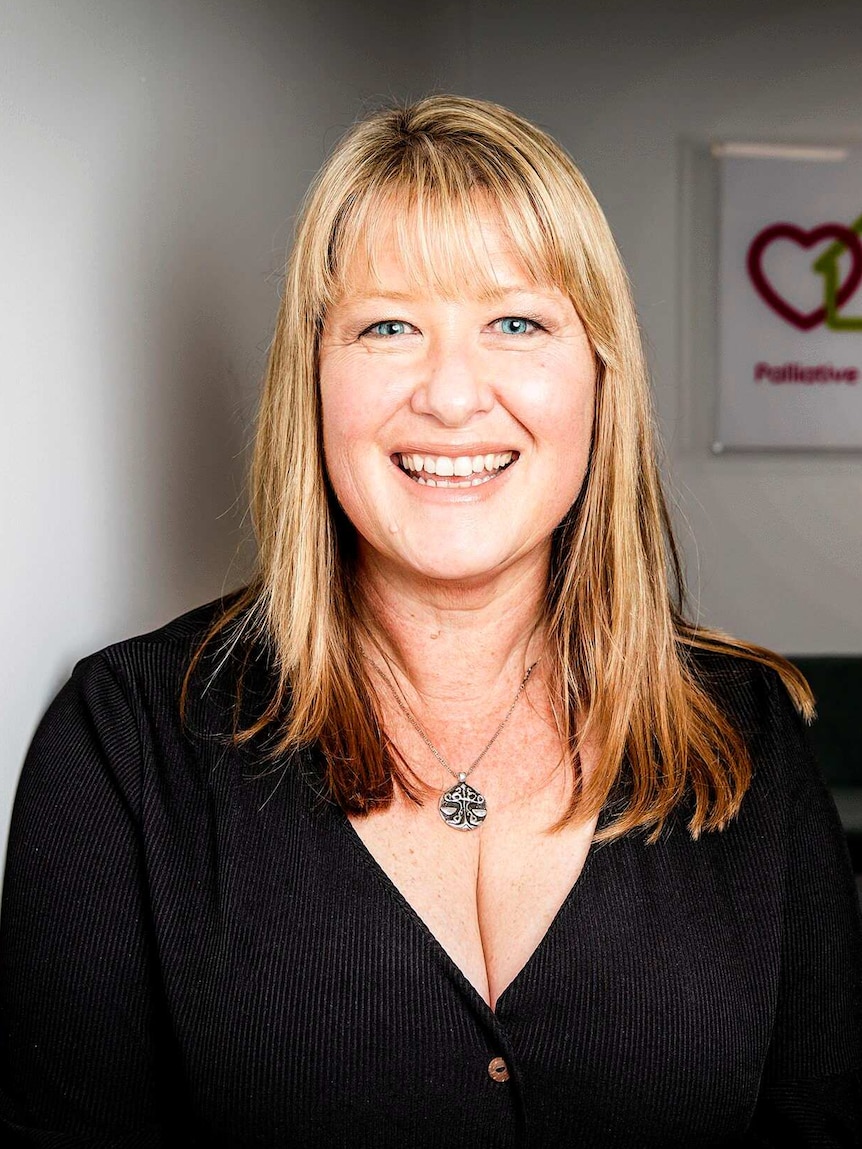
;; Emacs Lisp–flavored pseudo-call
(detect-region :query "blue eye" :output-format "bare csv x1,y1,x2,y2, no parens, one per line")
498,317,538,335
364,320,413,337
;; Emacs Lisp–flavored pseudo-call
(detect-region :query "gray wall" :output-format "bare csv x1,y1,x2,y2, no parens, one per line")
3,0,861,863
0,0,447,863
457,0,862,652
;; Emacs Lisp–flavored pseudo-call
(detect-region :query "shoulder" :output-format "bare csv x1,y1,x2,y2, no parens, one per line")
678,650,856,946
684,643,776,727
684,644,820,803
90,594,236,674
25,596,251,805
67,593,246,711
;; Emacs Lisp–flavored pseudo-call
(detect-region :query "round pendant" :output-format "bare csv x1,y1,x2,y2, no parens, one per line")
439,773,487,831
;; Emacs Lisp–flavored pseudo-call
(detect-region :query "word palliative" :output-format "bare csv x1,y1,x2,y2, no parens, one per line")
754,362,859,384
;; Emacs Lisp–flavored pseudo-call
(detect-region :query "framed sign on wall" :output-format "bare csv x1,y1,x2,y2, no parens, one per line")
713,142,862,451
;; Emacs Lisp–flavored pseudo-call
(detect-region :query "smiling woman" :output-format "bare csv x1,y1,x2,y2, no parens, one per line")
1,96,860,1148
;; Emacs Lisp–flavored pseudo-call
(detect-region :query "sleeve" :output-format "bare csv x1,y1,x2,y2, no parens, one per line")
0,655,187,1147
748,668,862,1146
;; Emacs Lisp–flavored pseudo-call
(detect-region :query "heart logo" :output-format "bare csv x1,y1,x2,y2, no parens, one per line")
746,223,862,330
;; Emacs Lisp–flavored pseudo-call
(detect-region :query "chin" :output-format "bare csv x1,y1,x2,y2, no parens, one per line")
394,540,525,587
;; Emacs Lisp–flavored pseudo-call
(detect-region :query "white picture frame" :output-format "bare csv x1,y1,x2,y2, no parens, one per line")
714,142,862,451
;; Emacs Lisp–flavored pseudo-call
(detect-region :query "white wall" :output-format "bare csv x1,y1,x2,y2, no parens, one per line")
0,0,446,865
458,0,862,653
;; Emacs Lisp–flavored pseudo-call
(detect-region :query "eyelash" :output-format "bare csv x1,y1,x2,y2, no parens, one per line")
358,315,547,338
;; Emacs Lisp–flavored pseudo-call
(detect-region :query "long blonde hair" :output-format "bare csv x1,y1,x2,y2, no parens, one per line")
186,94,813,841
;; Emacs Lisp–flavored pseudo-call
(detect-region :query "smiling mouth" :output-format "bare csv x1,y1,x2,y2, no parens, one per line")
395,451,518,487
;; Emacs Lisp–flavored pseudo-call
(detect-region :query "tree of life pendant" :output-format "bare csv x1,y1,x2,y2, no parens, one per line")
438,772,487,831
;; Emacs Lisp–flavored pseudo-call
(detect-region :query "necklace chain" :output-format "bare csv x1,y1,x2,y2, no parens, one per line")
373,659,539,782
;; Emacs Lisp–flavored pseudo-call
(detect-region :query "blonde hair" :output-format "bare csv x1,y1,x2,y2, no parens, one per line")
187,94,813,841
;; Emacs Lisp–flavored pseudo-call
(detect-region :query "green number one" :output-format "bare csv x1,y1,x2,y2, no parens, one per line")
812,213,862,331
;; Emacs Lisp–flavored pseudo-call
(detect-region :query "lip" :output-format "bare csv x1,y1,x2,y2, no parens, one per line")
390,445,520,457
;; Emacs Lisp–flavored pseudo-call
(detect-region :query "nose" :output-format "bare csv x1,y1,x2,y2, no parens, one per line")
410,333,495,427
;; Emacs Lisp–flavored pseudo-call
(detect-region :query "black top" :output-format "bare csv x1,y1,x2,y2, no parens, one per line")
1,600,861,1147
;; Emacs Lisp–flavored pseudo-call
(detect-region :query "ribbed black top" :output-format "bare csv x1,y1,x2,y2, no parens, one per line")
1,600,861,1147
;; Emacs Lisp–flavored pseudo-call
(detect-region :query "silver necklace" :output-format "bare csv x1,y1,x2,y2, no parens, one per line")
373,659,539,831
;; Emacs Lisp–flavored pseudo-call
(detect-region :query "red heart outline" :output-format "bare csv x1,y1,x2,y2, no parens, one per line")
746,223,862,331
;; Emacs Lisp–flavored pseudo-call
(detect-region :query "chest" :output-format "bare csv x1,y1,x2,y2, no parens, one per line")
147,744,786,1146
346,778,597,1011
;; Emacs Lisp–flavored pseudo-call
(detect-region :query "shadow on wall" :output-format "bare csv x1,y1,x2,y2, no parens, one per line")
148,230,258,606
97,146,260,640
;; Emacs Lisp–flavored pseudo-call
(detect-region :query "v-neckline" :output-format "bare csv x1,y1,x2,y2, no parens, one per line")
331,792,618,1018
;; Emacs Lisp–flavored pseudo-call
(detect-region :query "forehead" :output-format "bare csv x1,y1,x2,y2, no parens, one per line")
330,189,562,304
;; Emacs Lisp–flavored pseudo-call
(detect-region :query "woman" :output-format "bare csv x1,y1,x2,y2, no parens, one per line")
1,95,860,1147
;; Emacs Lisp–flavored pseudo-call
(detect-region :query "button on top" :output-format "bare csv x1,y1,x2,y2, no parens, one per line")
488,1055,510,1082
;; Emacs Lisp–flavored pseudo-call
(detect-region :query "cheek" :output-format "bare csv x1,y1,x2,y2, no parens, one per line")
319,366,363,510
511,363,595,519
320,357,403,449
505,359,595,448
320,384,374,500
320,377,366,449
319,363,395,530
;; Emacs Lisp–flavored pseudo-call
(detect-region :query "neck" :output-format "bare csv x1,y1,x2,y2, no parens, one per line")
355,546,550,709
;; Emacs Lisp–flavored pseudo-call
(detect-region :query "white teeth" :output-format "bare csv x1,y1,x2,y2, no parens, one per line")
398,450,516,482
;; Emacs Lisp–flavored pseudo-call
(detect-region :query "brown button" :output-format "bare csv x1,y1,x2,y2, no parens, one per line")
488,1056,510,1082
